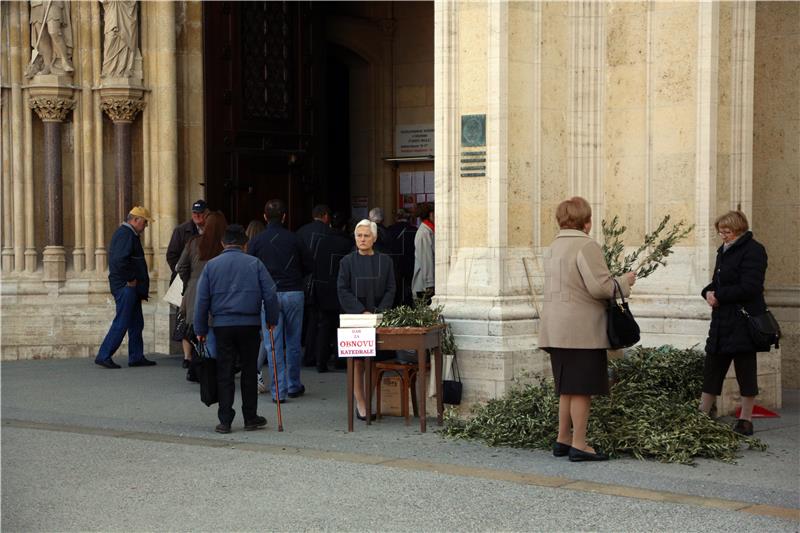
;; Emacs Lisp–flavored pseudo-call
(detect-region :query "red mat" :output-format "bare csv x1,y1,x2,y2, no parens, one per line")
735,404,780,418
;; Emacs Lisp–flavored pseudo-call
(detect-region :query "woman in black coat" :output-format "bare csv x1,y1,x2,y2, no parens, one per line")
700,211,768,436
337,219,396,420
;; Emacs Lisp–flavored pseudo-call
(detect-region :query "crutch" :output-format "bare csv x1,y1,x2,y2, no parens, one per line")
268,326,284,431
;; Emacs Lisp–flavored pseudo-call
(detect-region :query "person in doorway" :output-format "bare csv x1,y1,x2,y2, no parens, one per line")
387,208,417,307
311,212,353,372
176,211,228,382
248,199,313,402
297,204,332,367
412,203,435,304
337,219,396,420
95,206,157,369
368,207,390,253
194,225,280,434
699,211,768,436
538,197,636,462
167,199,210,369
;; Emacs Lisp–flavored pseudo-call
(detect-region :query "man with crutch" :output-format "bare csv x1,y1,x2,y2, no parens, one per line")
194,225,281,434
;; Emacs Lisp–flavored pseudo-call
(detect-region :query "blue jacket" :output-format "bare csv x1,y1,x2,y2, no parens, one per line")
107,223,149,300
248,221,313,292
194,247,280,336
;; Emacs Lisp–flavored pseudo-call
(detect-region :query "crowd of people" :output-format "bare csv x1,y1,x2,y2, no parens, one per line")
93,196,769,452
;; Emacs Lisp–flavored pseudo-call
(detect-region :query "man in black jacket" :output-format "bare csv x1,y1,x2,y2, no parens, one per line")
95,207,157,369
308,212,352,372
248,199,313,401
166,199,209,281
296,204,331,366
386,208,417,307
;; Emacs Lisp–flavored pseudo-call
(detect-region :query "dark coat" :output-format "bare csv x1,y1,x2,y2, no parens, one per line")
166,219,199,276
337,251,396,314
311,228,353,312
248,221,313,293
296,219,331,256
701,231,768,355
107,224,149,300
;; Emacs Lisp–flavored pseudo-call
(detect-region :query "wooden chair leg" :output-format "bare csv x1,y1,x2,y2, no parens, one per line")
375,369,383,420
409,371,419,418
401,371,410,425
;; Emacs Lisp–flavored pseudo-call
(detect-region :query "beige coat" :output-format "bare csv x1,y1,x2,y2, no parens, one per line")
538,229,631,349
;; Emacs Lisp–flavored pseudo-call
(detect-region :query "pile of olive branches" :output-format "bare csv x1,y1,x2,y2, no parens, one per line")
602,215,694,278
441,346,766,464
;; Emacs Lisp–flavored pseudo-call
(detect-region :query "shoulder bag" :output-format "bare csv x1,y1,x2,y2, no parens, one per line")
740,307,781,352
442,352,462,405
607,279,640,349
191,338,218,406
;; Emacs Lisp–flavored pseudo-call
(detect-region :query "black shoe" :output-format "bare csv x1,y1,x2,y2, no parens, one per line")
288,385,305,398
317,365,329,373
568,447,609,462
95,359,121,369
182,359,190,369
733,419,754,436
215,423,231,434
186,369,199,383
272,398,287,404
129,357,157,367
244,415,267,431
355,408,376,421
552,442,571,457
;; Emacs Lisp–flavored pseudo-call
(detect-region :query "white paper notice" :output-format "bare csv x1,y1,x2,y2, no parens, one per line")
424,171,435,193
337,328,377,358
416,193,427,203
399,172,413,194
413,172,425,194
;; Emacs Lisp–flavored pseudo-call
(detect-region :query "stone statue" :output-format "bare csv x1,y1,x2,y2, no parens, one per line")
100,0,143,80
25,0,75,79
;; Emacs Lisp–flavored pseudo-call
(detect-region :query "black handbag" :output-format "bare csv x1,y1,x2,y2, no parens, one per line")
607,279,640,349
740,307,781,352
442,353,462,405
172,310,189,342
192,339,218,406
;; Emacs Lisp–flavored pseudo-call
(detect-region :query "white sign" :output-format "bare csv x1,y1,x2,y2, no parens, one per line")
337,328,377,358
395,124,434,157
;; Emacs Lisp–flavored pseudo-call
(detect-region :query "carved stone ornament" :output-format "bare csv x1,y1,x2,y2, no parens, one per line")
26,0,75,79
100,97,145,123
29,96,75,122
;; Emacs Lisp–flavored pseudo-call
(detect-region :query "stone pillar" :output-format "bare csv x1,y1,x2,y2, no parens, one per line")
28,81,75,282
100,83,145,222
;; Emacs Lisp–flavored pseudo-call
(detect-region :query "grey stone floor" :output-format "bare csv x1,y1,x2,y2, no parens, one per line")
2,354,798,532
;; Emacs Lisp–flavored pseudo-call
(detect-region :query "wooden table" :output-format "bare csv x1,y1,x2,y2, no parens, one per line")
346,325,444,433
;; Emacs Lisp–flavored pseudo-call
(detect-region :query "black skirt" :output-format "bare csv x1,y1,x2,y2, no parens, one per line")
546,348,609,396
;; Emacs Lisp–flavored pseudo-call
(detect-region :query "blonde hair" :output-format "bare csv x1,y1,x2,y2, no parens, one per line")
715,211,749,235
556,196,592,230
354,219,377,240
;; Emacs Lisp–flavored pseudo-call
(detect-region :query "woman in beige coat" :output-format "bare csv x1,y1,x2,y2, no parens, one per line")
538,197,636,462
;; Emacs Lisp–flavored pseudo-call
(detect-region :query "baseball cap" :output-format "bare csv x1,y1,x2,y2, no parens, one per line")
128,206,152,221
191,199,208,213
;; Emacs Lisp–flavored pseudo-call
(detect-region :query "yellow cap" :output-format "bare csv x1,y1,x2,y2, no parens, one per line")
129,206,152,221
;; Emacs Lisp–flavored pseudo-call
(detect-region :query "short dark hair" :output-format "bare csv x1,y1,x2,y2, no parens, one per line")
264,199,286,222
222,224,248,246
417,202,434,221
312,204,330,219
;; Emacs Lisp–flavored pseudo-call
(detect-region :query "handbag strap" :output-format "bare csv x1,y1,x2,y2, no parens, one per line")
611,278,626,305
450,352,461,382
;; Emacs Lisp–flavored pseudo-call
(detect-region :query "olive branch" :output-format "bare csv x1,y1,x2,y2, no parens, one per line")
602,215,694,278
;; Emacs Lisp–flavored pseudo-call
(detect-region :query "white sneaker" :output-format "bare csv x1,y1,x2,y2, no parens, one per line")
257,372,267,394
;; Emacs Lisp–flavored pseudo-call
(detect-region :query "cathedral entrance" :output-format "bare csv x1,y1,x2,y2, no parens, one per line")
203,1,433,228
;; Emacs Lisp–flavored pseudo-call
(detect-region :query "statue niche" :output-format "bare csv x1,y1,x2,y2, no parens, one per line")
25,0,75,79
100,0,143,81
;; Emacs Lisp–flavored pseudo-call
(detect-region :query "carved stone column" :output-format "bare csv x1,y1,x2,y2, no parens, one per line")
100,82,145,222
28,81,75,282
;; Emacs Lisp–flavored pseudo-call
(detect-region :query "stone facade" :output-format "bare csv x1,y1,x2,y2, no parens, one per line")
1,1,798,417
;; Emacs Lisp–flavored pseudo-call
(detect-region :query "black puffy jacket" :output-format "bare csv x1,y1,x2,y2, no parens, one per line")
702,231,768,354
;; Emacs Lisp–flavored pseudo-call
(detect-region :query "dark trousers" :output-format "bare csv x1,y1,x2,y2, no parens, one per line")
96,286,144,364
214,325,260,426
303,304,317,366
313,308,338,369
